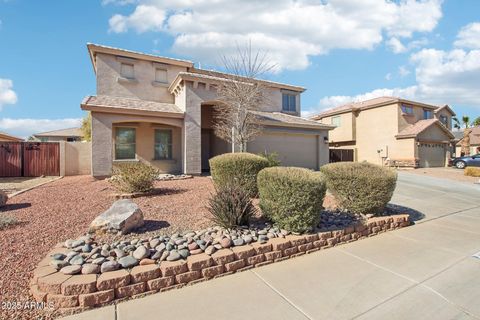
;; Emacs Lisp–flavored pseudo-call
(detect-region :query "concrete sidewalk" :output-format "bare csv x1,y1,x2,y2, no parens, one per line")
62,172,480,320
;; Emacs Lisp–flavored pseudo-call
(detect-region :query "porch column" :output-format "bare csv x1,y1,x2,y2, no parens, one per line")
91,112,113,177
183,89,202,175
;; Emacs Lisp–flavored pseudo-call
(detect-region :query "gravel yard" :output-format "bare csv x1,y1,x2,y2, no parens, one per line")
0,175,214,320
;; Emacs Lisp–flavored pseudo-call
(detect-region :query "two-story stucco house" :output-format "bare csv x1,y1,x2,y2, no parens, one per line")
310,97,456,168
81,44,333,177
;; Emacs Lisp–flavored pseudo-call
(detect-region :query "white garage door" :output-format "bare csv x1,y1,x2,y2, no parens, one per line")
247,132,318,169
418,142,446,167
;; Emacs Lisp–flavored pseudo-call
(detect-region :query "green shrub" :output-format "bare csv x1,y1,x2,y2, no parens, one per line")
257,167,326,233
465,167,480,177
0,215,20,230
207,183,257,229
257,151,281,167
320,162,397,215
110,162,159,193
209,152,269,196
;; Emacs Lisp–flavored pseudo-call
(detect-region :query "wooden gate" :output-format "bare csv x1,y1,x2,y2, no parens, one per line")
329,149,354,163
0,142,60,177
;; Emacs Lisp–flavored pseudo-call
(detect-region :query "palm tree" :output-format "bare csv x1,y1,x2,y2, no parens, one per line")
453,115,480,156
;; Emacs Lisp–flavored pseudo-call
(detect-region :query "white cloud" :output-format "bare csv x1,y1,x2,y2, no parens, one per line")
387,37,407,53
106,0,443,71
0,118,82,139
385,73,392,80
0,78,17,110
109,5,165,33
454,22,480,49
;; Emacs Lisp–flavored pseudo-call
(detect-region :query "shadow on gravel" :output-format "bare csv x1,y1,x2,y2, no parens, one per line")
134,220,171,233
0,202,32,212
387,203,425,222
141,188,188,198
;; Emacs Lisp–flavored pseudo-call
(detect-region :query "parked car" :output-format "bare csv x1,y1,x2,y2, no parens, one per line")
451,154,480,169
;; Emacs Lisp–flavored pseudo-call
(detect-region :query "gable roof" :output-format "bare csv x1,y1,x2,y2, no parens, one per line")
0,132,23,141
434,104,456,116
310,96,443,119
456,126,480,146
81,95,184,118
252,111,335,130
87,43,194,73
34,127,83,138
395,118,455,139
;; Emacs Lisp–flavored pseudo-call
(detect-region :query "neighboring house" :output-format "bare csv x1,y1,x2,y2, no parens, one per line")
81,44,333,177
0,132,23,142
455,126,480,156
310,97,456,168
32,128,83,142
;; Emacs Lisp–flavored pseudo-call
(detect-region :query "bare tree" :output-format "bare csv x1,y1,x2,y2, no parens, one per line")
212,43,275,152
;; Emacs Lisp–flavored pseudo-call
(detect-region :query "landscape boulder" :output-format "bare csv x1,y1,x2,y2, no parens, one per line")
0,190,8,207
89,199,144,235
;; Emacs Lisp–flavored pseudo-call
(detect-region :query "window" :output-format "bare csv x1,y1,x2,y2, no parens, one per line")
401,104,413,115
154,129,172,160
115,128,136,160
282,93,297,112
155,68,168,83
331,116,341,127
423,109,433,119
440,115,449,126
120,63,135,79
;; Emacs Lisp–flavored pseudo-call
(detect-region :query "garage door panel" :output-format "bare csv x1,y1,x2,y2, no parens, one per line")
418,143,445,168
248,133,317,169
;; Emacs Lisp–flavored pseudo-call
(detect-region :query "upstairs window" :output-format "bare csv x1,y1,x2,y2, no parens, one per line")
440,115,449,126
155,68,168,83
282,93,297,112
401,104,413,115
115,127,136,160
331,116,341,127
120,63,135,79
423,109,433,119
154,129,172,160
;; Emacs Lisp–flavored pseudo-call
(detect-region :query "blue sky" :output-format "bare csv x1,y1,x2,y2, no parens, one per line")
0,0,479,138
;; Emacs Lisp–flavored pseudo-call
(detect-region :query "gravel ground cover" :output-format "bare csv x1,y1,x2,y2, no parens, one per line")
0,175,214,320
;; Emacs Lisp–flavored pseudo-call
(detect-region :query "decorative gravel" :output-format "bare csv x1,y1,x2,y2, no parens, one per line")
0,175,214,320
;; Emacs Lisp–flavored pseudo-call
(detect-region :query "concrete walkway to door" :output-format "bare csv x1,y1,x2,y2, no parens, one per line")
62,172,480,320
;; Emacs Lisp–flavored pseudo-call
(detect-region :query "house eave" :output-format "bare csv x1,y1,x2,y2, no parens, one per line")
81,104,185,119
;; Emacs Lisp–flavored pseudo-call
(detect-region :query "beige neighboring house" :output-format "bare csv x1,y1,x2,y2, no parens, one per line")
310,97,456,168
80,44,333,177
0,132,23,142
32,127,83,142
455,126,480,156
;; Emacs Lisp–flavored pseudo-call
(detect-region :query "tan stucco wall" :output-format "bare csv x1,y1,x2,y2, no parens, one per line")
90,112,183,176
418,124,450,141
434,109,453,129
96,53,188,103
64,142,92,175
321,112,355,142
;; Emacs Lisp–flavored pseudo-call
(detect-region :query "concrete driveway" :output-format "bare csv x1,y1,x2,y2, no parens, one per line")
62,172,480,320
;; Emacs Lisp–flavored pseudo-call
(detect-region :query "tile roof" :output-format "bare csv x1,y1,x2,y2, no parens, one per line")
81,95,184,115
0,132,23,141
310,96,441,119
252,111,335,130
456,126,480,146
396,118,454,139
34,127,83,137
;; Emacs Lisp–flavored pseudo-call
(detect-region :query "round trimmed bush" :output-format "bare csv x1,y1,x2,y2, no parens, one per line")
257,167,326,233
320,162,397,215
209,152,269,196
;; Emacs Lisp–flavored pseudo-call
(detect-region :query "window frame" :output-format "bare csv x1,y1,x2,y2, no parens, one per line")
114,127,136,160
120,63,135,80
282,93,297,112
331,115,341,127
439,114,448,126
154,129,173,160
154,68,168,84
401,104,413,115
423,109,433,119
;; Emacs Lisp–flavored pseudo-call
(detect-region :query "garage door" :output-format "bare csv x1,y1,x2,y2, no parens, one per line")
418,142,446,167
247,132,318,169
